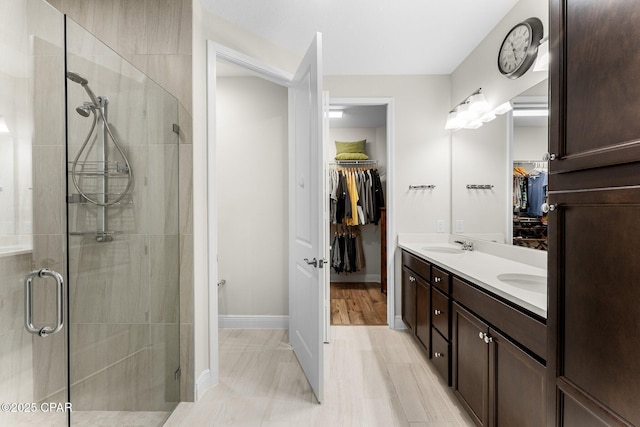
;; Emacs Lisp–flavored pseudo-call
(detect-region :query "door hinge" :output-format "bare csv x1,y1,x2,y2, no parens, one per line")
174,367,181,381
172,123,180,135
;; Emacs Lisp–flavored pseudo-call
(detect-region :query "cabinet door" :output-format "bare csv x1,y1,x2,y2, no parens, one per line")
415,277,430,354
402,267,417,333
548,188,640,426
453,303,489,427
488,328,545,427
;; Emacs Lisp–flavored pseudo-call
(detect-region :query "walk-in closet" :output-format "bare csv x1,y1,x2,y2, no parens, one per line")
327,104,388,326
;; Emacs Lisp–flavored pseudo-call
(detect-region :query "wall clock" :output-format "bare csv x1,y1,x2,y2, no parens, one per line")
497,17,544,79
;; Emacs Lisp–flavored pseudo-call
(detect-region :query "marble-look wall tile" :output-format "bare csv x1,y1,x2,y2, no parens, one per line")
179,234,193,324
146,55,192,117
32,328,66,401
32,146,65,235
0,329,34,403
145,0,184,55
69,323,149,383
70,348,152,411
147,80,178,145
45,0,63,11
179,144,193,235
33,46,65,147
180,323,194,402
150,324,180,410
178,0,192,55
178,102,192,145
115,0,147,55
149,234,180,323
147,144,179,235
69,234,150,323
0,254,31,330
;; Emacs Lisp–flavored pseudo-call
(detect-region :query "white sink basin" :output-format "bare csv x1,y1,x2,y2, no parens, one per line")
421,245,464,254
497,273,546,293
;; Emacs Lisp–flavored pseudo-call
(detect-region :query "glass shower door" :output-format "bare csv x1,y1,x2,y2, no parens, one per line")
65,17,180,426
0,1,69,426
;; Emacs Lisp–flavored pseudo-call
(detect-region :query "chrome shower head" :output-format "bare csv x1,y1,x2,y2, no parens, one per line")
66,71,100,108
76,105,92,117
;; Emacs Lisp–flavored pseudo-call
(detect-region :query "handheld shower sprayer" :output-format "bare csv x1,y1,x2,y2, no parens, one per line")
66,71,101,108
66,70,133,208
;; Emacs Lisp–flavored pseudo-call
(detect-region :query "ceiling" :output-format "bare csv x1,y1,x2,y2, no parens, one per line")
329,105,387,128
201,0,520,75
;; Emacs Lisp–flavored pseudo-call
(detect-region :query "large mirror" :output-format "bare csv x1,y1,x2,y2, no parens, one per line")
451,78,549,250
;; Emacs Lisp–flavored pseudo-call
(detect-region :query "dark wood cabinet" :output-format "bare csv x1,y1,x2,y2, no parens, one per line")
401,266,417,333
453,303,546,427
489,328,545,427
453,303,489,427
415,275,430,354
549,1,640,425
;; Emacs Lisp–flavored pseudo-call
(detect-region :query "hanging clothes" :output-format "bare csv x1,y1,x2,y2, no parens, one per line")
328,165,385,226
329,224,366,274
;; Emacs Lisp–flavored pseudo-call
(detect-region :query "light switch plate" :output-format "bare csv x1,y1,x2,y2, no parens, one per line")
455,220,464,232
437,220,445,233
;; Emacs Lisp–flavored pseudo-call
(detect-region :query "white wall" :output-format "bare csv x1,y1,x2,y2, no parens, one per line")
193,2,303,395
216,75,289,316
513,126,547,160
449,0,549,240
451,114,509,242
325,75,451,314
450,0,549,113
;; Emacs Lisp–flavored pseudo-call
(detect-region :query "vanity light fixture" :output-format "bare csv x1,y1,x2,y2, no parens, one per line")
444,88,491,130
0,116,9,134
328,110,343,119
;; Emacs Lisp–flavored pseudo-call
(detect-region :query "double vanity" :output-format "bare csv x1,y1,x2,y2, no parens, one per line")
399,236,547,427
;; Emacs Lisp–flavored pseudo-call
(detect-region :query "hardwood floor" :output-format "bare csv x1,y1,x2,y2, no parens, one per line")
164,327,475,427
331,282,387,325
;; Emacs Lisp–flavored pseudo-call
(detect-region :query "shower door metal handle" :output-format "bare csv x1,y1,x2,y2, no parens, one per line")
24,268,64,337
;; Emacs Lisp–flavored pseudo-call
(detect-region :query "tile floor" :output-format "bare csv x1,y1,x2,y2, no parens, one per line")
164,326,475,427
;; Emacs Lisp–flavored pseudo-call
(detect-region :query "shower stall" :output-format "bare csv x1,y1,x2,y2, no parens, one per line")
0,1,181,426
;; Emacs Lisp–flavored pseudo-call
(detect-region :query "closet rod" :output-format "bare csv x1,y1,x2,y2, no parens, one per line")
329,160,378,166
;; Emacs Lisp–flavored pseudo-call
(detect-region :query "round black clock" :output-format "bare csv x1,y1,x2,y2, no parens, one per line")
497,17,544,79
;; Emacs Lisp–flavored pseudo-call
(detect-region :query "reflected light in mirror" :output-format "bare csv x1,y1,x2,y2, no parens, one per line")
513,109,548,117
0,116,9,134
533,39,549,72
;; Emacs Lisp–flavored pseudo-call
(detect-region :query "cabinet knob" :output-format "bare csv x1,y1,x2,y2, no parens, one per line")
478,332,484,340
434,277,441,283
434,352,444,358
409,276,416,282
483,334,493,344
434,309,442,316
543,152,557,161
541,203,557,213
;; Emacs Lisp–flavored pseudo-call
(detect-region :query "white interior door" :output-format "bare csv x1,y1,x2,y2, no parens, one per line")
288,33,325,403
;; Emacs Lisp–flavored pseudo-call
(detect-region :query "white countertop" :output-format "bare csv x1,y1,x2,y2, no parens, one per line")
399,239,547,319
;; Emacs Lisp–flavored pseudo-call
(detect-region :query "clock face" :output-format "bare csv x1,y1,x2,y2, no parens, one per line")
499,24,531,74
498,18,543,79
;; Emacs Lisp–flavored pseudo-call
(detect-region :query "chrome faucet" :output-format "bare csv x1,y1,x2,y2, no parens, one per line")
454,240,474,251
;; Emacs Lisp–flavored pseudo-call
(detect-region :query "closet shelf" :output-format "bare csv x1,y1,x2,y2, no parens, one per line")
330,160,378,167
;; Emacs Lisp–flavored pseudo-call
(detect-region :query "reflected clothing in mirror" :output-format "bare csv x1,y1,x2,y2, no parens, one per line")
527,172,548,217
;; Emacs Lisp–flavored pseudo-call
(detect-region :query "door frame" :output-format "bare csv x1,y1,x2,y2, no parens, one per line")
326,97,396,332
206,40,327,394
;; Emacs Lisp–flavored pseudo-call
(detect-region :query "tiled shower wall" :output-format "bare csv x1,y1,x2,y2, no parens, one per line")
46,0,194,401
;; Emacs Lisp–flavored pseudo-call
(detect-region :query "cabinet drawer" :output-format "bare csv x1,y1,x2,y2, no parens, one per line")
432,266,450,294
452,276,546,361
402,251,431,282
432,328,451,385
432,287,449,340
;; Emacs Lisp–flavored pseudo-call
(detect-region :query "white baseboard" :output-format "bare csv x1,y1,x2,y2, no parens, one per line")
393,315,407,330
195,369,216,401
218,315,289,329
329,273,381,283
